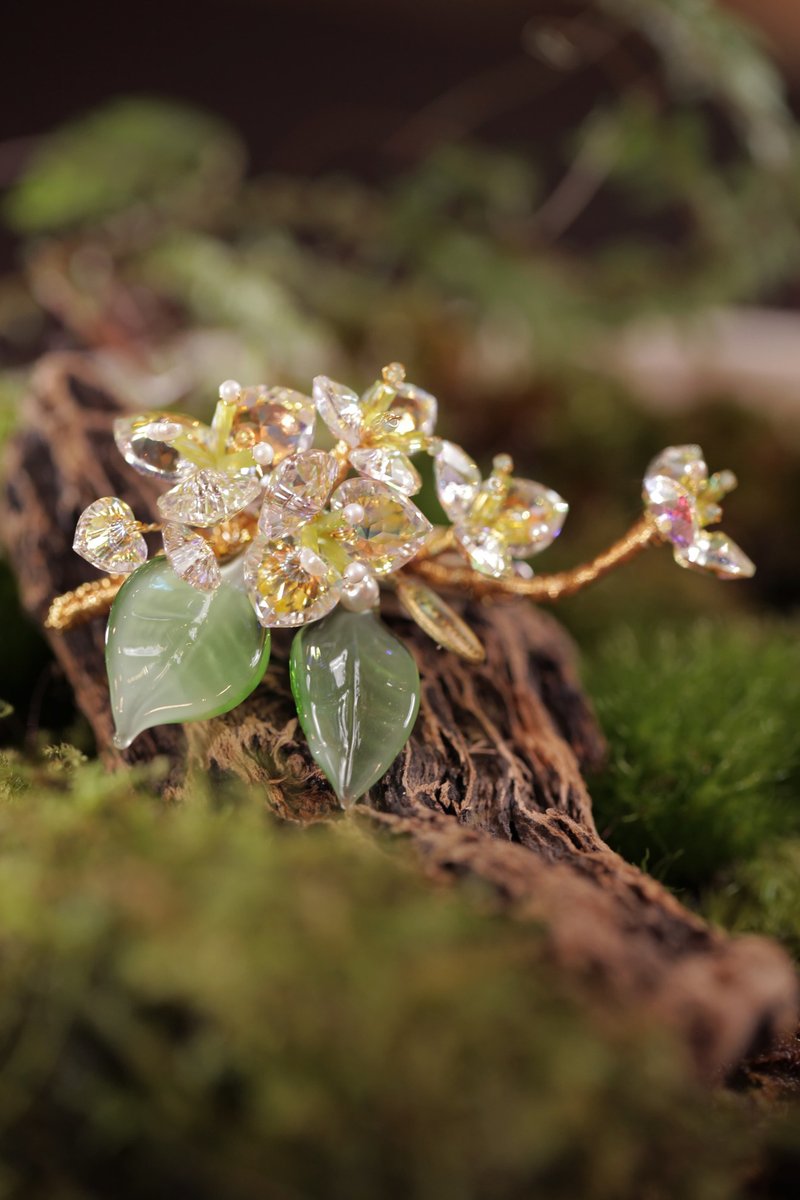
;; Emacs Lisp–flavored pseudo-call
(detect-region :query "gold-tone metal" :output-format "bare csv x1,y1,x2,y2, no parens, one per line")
395,576,486,663
47,515,660,633
45,575,125,631
406,516,660,603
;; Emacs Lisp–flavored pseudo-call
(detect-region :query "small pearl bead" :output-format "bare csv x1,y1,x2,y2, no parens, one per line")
218,379,242,403
342,502,365,526
343,561,368,584
252,443,275,467
299,547,328,577
341,574,379,613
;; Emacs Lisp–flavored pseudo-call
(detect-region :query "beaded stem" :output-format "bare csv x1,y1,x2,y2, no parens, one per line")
45,516,659,631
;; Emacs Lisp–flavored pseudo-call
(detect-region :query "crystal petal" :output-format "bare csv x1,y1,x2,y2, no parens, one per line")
157,467,262,527
258,450,339,536
162,523,221,592
349,446,422,495
645,445,708,494
312,376,363,446
243,534,342,628
114,413,206,481
331,479,432,575
290,609,420,806
231,386,316,465
433,441,482,521
675,531,755,580
362,379,438,449
643,475,698,547
73,497,148,575
456,525,511,578
492,479,569,556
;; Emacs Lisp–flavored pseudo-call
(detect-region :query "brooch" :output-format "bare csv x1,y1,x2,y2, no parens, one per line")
47,364,754,805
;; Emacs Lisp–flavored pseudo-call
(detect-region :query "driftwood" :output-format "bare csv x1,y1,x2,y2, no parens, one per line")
3,353,798,1080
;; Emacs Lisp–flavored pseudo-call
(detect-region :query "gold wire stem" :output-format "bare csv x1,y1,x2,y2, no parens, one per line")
45,575,126,631
405,516,660,603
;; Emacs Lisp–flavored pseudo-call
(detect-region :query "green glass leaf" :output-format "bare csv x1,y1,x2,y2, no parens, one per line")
106,557,270,749
290,609,420,806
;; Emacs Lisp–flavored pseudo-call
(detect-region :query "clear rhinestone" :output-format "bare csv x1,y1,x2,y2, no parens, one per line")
162,523,221,592
157,468,262,527
433,441,482,521
259,450,339,536
244,534,342,628
114,413,206,480
645,445,708,494
349,446,422,495
231,386,316,465
675,532,755,580
456,526,511,578
331,479,432,575
312,376,363,446
73,497,147,575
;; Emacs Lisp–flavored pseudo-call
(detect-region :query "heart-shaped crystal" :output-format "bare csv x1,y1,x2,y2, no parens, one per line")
73,497,148,575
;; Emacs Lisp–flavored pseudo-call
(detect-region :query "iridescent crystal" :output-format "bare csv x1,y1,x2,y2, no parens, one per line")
157,468,262,527
244,534,342,628
230,386,316,465
313,376,363,446
645,444,708,492
258,450,339,535
162,523,221,592
675,532,755,580
73,497,148,575
433,441,482,521
643,476,697,547
331,479,432,575
349,446,421,495
114,414,206,480
491,479,568,556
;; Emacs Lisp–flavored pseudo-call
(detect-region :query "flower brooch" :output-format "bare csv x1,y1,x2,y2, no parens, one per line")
50,364,754,805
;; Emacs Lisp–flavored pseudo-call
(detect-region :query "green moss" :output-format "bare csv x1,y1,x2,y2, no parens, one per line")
0,751,747,1200
585,619,800,892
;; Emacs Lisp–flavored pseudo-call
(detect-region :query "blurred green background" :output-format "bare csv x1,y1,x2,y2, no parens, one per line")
2,1,800,1196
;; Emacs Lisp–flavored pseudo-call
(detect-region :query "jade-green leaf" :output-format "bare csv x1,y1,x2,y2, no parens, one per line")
290,609,420,806
106,557,270,749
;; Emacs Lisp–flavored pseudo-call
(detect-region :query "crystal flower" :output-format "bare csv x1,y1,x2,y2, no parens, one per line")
244,450,432,628
643,444,755,579
114,381,316,528
433,442,568,578
312,363,437,496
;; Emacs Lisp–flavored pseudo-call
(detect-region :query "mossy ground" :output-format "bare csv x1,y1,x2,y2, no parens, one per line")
0,611,800,1198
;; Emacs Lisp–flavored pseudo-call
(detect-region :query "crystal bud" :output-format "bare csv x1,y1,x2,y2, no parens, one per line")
643,476,698,547
313,376,364,446
331,479,432,575
433,441,482,521
244,534,342,628
361,379,438,451
162,523,221,592
231,386,316,465
114,413,204,481
73,497,148,575
349,446,422,495
491,479,568,556
457,526,510,578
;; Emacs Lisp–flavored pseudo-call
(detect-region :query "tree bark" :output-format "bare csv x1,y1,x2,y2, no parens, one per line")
3,353,797,1079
